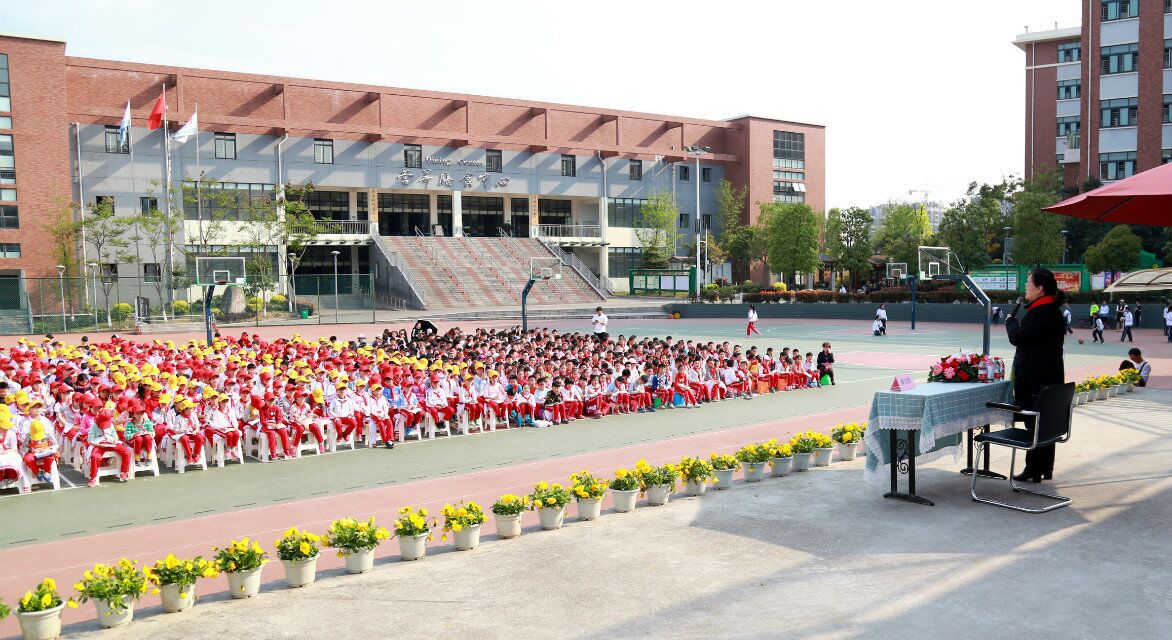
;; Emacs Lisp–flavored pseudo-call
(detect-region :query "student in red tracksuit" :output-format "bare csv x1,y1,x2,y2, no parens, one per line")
257,392,292,459
22,400,59,483
366,384,395,448
329,384,361,442
288,391,327,455
170,400,205,465
87,409,132,487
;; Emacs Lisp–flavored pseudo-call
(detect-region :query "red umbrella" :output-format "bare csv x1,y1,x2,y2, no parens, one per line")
1044,162,1172,225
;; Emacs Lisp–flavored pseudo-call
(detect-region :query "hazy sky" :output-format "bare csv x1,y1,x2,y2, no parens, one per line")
4,0,1080,209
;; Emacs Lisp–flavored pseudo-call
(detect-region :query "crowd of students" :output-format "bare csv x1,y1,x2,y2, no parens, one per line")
0,327,834,494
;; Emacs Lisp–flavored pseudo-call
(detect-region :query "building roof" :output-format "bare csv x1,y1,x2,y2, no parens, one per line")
723,114,826,128
0,30,66,43
1012,26,1081,50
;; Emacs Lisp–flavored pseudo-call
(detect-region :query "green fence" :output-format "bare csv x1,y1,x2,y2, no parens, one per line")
628,268,697,297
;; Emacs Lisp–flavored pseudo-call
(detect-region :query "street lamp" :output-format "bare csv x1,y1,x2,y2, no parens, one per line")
287,255,297,314
331,250,341,324
1003,226,1013,293
56,265,67,332
684,145,710,294
1060,229,1068,264
87,262,99,330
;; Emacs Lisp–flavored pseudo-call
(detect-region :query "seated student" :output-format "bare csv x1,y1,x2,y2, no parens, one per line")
288,391,328,453
22,399,59,485
1126,348,1151,387
366,383,395,448
721,359,748,399
583,374,609,418
456,375,482,430
87,408,132,487
564,376,584,420
804,353,821,387
256,392,292,460
122,401,155,465
872,315,884,336
169,398,205,468
515,382,537,426
629,375,652,413
0,410,30,493
544,378,566,424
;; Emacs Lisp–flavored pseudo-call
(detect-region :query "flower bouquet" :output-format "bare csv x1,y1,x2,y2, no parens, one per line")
147,555,218,612
441,501,488,550
569,470,608,520
928,352,981,383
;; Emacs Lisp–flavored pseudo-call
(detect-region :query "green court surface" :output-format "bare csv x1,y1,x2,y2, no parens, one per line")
0,319,1123,547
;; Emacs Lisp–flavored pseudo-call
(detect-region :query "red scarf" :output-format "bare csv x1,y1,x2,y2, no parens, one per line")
1027,295,1056,310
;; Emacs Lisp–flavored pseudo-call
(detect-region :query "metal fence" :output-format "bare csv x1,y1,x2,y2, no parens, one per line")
2,275,390,335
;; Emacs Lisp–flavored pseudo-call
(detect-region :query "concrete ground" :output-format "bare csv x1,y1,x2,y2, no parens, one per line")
68,389,1172,640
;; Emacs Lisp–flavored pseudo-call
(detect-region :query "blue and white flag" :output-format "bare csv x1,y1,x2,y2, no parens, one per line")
118,101,132,147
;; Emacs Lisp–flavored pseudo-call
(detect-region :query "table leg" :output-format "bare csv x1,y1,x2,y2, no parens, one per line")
961,426,1007,479
883,429,935,506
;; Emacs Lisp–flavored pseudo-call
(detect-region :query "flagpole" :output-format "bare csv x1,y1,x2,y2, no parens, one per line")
128,124,143,308
161,83,174,313
195,103,203,245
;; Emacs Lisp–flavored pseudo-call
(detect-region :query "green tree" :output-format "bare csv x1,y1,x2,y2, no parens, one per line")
683,230,727,277
761,202,821,287
873,202,931,268
713,179,748,240
79,198,135,327
1009,171,1063,265
634,191,680,270
824,206,873,287
1084,225,1142,274
722,225,767,280
135,181,187,319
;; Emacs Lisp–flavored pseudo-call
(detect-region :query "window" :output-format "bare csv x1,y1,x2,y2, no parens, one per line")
1164,149,1172,164
182,181,275,220
608,247,642,278
436,195,453,236
773,131,805,169
1100,43,1139,74
560,154,576,177
538,198,571,225
607,197,646,227
460,195,505,236
303,190,349,222
0,133,13,184
1167,0,1171,13
1102,0,1136,21
377,192,429,236
1057,116,1081,136
510,197,530,237
678,165,690,181
139,196,157,213
701,167,712,182
1057,79,1081,100
356,191,368,221
104,126,128,154
1057,42,1081,63
0,188,13,201
629,159,642,181
0,243,18,258
773,181,806,204
0,204,16,228
0,54,9,112
773,170,804,181
0,116,10,129
1100,151,1137,180
100,263,119,280
143,263,162,283
213,133,236,159
95,195,115,213
404,144,422,168
1166,39,1171,68
486,149,502,173
1100,97,1138,127
313,138,333,164
678,213,690,228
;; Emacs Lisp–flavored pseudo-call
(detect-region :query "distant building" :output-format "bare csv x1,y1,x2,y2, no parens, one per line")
867,201,945,233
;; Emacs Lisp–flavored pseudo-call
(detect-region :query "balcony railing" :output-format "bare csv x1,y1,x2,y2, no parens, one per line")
535,224,603,240
318,220,371,235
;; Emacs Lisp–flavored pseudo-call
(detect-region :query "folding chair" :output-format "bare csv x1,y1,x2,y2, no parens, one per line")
972,382,1075,513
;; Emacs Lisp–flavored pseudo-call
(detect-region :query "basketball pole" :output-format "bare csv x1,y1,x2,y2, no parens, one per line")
521,276,536,332
204,285,216,344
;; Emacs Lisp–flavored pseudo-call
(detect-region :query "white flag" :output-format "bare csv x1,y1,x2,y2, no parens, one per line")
118,101,132,146
170,110,198,144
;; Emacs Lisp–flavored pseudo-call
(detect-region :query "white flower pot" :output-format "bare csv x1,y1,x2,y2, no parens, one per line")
95,599,134,629
792,452,812,471
226,566,263,599
494,513,523,538
1096,388,1109,401
453,524,482,550
770,457,793,476
160,582,196,613
577,497,603,520
684,479,707,496
1108,385,1118,397
18,603,64,640
646,484,672,506
612,489,639,512
1076,392,1088,405
538,506,565,530
744,462,767,482
813,447,834,467
1126,384,1134,392
343,547,376,573
713,468,735,489
399,533,429,561
281,556,318,588
837,441,857,461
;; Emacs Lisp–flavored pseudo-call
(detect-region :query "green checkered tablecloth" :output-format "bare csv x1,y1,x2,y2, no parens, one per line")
864,381,1013,482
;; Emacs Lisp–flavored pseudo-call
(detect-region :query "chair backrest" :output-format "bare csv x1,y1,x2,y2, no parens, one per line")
1035,382,1076,441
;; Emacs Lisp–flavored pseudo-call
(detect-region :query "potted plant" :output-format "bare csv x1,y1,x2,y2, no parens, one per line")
810,431,836,466
1118,368,1140,391
213,537,268,599
73,559,151,629
0,598,8,621
788,432,819,471
710,453,740,489
440,501,488,550
634,459,679,506
609,467,641,512
678,455,714,496
1096,375,1113,400
767,441,794,476
322,516,391,574
570,470,608,520
831,423,864,461
1073,381,1089,405
16,579,76,640
393,507,436,561
147,554,218,613
274,527,321,588
491,494,529,538
528,481,573,529
734,443,771,481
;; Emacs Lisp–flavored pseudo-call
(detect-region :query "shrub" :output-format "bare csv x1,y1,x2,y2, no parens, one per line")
772,282,787,292
110,302,133,322
269,293,287,305
169,300,191,315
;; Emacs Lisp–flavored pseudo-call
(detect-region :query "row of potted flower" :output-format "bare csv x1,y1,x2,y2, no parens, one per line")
3,422,868,640
1074,370,1139,405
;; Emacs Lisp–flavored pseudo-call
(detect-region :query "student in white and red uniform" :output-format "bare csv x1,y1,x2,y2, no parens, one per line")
204,394,242,460
366,383,394,448
424,381,455,429
257,391,292,459
329,383,361,442
22,399,59,484
87,408,132,487
169,399,205,466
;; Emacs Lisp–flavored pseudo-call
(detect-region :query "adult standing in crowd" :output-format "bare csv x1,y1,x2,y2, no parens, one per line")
591,307,608,340
1004,267,1066,483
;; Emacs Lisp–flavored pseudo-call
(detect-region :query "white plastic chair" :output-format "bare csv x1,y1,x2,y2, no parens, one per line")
329,420,358,452
21,458,60,491
89,446,131,484
294,424,323,457
206,433,244,468
162,437,207,474
132,449,161,478
397,413,422,443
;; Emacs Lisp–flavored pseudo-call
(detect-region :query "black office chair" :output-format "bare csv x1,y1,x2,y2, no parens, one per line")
971,382,1075,513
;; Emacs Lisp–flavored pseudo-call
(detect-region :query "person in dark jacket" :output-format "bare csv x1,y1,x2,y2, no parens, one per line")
1004,267,1067,483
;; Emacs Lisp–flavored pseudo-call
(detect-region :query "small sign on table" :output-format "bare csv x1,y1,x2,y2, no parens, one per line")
890,374,916,392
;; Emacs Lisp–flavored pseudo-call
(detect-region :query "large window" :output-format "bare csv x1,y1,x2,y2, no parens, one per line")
1057,42,1081,63
0,243,18,258
1057,116,1081,136
1101,43,1139,74
1100,151,1137,180
461,195,504,237
0,54,9,112
1164,149,1172,164
1102,0,1137,21
377,192,429,236
0,133,13,184
1101,97,1138,127
560,154,576,177
772,181,805,204
629,159,642,181
303,190,349,221
313,138,333,164
436,195,453,236
143,263,162,283
608,247,642,278
104,126,128,154
701,167,712,182
213,132,236,159
773,131,805,169
139,196,157,214
404,144,422,168
538,198,571,225
0,188,13,201
1164,95,1172,124
486,149,502,173
773,170,804,181
607,197,646,227
0,204,16,228
183,181,275,220
0,116,10,129
678,165,690,181
510,197,530,237
94,195,115,213
1057,79,1081,100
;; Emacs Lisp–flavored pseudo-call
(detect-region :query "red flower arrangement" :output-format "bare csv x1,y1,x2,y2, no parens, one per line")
927,353,981,383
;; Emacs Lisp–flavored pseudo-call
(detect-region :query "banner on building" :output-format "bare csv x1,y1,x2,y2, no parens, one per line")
1054,271,1081,292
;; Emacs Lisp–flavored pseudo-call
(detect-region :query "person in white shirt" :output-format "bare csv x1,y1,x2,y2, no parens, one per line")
872,315,884,336
1091,315,1105,343
1164,303,1172,342
746,305,760,337
1127,348,1151,387
1119,306,1134,343
875,304,888,335
1062,303,1073,335
591,307,609,338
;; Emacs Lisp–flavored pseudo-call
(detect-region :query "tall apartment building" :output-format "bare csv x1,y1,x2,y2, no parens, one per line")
1015,0,1170,193
0,32,824,310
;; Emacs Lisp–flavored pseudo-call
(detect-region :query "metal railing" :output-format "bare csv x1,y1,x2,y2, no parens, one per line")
535,224,603,240
538,240,612,297
318,220,371,235
368,233,428,309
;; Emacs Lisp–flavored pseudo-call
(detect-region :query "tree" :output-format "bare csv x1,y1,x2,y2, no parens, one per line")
135,181,186,319
79,198,134,327
824,206,873,288
683,230,727,279
721,225,767,281
934,180,1012,273
1009,171,1063,265
1084,225,1142,274
713,179,749,279
761,202,821,287
873,201,931,268
634,191,680,270
237,182,326,319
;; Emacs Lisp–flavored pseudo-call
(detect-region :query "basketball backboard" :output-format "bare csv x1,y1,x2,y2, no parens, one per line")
528,257,562,281
194,256,247,286
917,246,962,280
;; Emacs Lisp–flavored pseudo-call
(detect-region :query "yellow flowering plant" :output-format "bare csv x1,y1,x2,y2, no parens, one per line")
393,506,436,537
17,579,76,613
734,442,772,464
677,456,714,483
609,467,640,492
768,443,794,459
527,480,573,510
274,527,322,562
73,559,154,611
490,494,530,516
321,517,391,554
1117,369,1140,385
440,501,488,534
569,470,608,501
709,453,741,471
789,431,832,453
146,555,218,589
212,537,268,573
634,460,680,490
831,422,866,445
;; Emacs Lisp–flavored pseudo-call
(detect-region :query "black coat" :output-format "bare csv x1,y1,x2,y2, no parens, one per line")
1006,299,1066,409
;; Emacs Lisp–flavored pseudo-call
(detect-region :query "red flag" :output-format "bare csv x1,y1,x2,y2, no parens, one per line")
147,91,165,130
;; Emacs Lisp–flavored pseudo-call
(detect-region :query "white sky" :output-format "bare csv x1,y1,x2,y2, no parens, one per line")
4,0,1080,209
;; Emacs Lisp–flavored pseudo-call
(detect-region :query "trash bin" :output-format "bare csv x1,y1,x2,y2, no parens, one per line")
300,308,309,320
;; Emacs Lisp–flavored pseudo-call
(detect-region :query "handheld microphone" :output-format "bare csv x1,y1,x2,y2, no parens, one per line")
1010,296,1024,318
